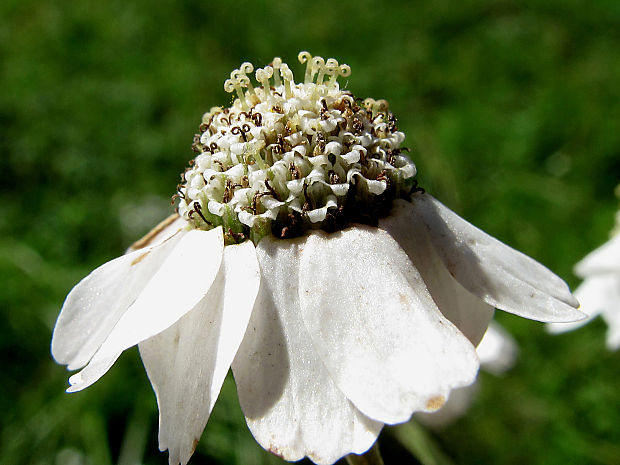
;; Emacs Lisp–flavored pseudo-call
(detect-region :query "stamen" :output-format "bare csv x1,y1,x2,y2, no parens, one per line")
271,57,282,87
224,75,248,111
237,62,256,97
311,56,325,84
190,201,212,226
280,63,294,99
325,58,339,87
255,66,273,97
298,51,313,84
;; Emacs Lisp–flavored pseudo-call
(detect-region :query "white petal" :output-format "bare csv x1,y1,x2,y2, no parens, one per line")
66,228,224,392
381,200,495,346
410,193,584,322
298,226,480,425
52,230,185,370
574,234,620,276
139,240,260,465
547,273,620,351
476,323,518,375
414,385,478,429
232,236,382,465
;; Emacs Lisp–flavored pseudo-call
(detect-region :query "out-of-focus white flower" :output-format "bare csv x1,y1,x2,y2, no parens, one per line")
52,53,583,465
547,210,620,350
415,322,518,429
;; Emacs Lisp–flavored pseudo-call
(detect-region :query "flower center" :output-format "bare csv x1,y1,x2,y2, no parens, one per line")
176,52,417,244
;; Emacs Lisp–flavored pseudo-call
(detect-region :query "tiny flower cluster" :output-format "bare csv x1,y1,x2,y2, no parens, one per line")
177,52,416,244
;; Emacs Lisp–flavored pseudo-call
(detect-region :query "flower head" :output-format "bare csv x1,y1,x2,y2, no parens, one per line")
52,53,584,465
548,195,620,350
177,52,414,245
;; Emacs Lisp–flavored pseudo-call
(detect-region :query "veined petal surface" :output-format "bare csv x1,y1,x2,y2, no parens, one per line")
67,227,224,392
381,199,494,346
139,240,260,465
298,226,480,425
410,193,583,322
52,229,185,370
232,236,382,465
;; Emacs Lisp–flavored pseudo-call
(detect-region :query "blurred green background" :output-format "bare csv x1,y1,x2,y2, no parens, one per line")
1,0,619,464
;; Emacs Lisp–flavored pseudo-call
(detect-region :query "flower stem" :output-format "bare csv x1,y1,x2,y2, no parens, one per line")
345,442,385,465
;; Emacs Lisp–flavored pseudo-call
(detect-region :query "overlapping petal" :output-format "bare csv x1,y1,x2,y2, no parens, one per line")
409,193,583,322
232,236,382,465
66,228,224,392
298,226,480,424
381,199,495,346
52,224,185,370
139,240,260,465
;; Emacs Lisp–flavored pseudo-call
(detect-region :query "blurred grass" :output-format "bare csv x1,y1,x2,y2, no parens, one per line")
1,0,619,464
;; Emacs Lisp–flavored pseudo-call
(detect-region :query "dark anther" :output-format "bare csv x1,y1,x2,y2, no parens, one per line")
387,113,397,132
239,111,251,121
328,170,340,185
199,122,209,132
252,113,262,126
289,162,301,180
315,132,326,153
302,181,314,212
219,115,231,126
191,134,202,153
171,185,185,204
222,179,235,203
408,180,425,195
241,176,249,188
207,113,216,127
227,228,245,243
279,212,302,238
352,118,364,135
320,98,330,120
231,125,250,142
213,160,226,171
376,170,389,183
251,191,268,214
210,142,218,152
264,179,279,200
191,201,212,225
272,105,283,114
273,91,282,97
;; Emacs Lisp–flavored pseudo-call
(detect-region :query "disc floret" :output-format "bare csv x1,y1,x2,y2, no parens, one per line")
176,52,417,244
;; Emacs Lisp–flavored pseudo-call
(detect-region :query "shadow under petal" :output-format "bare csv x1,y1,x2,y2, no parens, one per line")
232,281,290,419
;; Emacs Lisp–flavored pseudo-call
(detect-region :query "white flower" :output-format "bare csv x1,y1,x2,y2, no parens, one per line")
547,211,620,350
52,53,584,465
